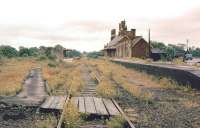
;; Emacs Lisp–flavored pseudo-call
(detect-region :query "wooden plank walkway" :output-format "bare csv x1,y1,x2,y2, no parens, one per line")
71,96,120,116
0,68,48,106
41,96,120,116
40,96,67,110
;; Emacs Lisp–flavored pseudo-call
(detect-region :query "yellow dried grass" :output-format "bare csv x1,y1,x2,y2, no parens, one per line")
0,58,38,96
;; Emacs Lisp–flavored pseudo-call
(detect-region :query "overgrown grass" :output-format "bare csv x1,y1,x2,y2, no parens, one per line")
42,60,84,95
63,102,81,128
96,79,117,98
86,59,154,102
65,65,85,95
35,115,57,128
0,58,39,96
172,57,185,65
106,116,127,128
156,77,192,91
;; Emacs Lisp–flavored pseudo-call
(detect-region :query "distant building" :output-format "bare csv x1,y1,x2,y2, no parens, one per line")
104,20,150,58
63,48,73,58
150,48,166,61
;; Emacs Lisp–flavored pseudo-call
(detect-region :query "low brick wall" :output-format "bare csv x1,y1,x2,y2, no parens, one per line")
112,60,200,90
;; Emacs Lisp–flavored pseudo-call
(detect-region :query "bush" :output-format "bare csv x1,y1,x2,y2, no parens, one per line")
0,45,18,58
64,50,81,58
19,47,30,57
87,51,103,58
48,62,57,68
47,54,57,61
107,116,127,128
37,55,47,61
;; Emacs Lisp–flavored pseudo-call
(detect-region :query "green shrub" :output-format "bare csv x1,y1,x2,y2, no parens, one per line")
64,50,81,58
0,45,18,58
37,55,47,61
48,54,57,61
48,62,57,67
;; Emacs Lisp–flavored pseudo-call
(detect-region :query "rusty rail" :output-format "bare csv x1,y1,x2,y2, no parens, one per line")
89,65,136,128
56,84,72,128
112,99,135,128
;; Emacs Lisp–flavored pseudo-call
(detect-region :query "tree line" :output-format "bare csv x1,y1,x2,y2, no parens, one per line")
151,41,200,59
0,44,81,60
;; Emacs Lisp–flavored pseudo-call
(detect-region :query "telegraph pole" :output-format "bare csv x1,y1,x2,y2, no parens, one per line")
148,29,151,57
186,39,189,52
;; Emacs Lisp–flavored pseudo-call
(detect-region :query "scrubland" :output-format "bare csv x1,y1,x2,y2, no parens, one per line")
42,60,84,95
1,57,200,128
85,58,200,128
0,58,39,96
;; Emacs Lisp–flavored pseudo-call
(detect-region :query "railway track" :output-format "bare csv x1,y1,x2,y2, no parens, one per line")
55,64,135,128
86,65,136,128
79,64,97,97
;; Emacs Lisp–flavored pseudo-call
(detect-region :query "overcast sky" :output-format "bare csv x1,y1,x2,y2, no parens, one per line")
0,0,200,51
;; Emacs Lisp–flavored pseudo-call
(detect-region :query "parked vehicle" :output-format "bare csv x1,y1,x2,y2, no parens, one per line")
184,53,193,60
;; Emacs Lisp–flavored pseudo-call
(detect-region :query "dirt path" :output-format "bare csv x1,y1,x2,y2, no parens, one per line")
1,68,48,106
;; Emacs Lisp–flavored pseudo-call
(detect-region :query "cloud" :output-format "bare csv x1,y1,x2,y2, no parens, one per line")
151,7,200,46
0,22,108,43
63,20,113,33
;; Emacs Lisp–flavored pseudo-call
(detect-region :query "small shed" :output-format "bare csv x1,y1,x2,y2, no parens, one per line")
151,48,166,61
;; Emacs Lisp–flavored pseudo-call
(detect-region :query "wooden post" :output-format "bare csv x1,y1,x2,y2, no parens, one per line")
148,29,151,58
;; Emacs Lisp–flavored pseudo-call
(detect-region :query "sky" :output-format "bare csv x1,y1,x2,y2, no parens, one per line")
0,0,200,52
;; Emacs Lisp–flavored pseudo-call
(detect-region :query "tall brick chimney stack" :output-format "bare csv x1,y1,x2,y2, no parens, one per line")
111,29,116,40
131,29,136,37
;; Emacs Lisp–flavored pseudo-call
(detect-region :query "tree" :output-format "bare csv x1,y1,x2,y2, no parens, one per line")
29,47,39,56
191,48,200,57
0,45,18,58
19,47,30,57
151,41,167,50
87,51,103,58
165,47,175,60
64,50,81,58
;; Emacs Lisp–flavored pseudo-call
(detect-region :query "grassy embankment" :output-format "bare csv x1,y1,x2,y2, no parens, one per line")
86,59,153,101
87,58,193,102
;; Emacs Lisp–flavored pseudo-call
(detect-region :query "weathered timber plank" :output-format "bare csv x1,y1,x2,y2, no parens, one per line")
49,96,62,109
50,96,60,109
103,99,120,116
56,96,67,109
40,96,54,108
85,97,96,114
93,97,108,115
78,97,85,113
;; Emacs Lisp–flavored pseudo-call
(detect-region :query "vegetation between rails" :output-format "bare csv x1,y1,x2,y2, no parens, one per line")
87,59,154,102
62,100,127,128
42,60,84,96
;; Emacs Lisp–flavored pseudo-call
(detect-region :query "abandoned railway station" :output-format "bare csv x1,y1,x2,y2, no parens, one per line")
104,20,150,58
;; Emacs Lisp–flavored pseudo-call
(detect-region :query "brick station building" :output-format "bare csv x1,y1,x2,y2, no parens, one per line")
104,20,150,58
